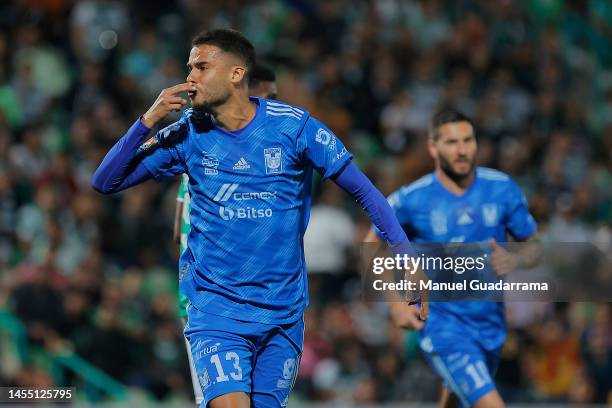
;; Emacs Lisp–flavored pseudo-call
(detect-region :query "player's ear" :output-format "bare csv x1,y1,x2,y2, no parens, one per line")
230,66,246,84
427,137,437,160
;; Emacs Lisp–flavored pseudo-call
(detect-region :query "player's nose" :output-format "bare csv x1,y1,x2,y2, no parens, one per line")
186,70,196,83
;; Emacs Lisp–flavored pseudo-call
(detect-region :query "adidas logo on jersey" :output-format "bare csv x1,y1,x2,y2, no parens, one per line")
233,157,250,170
457,211,473,225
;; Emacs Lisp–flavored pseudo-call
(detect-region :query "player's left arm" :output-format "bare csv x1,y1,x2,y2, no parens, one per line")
332,162,429,319
332,163,408,247
489,181,542,275
298,116,408,246
298,116,428,318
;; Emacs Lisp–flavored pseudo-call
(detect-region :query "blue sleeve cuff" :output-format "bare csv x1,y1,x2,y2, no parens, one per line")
390,240,417,259
373,226,385,241
137,117,152,132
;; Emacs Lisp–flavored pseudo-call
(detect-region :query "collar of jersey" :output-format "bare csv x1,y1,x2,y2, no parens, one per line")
432,167,480,198
211,96,264,138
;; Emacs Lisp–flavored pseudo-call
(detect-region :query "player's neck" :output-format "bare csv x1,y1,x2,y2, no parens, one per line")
209,93,256,131
435,168,475,196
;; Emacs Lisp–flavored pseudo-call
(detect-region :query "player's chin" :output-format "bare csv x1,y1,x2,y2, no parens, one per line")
453,162,473,175
190,98,205,109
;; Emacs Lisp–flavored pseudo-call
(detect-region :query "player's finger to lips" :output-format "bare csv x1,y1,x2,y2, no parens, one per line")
167,97,187,105
168,82,190,90
169,82,195,94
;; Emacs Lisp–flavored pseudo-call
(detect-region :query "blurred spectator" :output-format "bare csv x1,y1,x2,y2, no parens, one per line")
304,183,355,303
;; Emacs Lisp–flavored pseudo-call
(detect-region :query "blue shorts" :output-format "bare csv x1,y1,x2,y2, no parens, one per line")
419,328,502,407
184,305,304,407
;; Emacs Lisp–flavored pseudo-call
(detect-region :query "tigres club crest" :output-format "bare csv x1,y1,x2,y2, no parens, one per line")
264,147,283,175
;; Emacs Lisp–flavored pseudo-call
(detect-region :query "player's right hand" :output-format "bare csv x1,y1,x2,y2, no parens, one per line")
488,238,518,276
389,302,426,330
141,83,194,128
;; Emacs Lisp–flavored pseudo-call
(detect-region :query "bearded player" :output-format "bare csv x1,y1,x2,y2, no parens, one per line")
366,110,539,408
92,29,419,407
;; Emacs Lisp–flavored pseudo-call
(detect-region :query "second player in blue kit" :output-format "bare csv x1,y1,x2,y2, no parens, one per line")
92,29,418,407
368,110,538,408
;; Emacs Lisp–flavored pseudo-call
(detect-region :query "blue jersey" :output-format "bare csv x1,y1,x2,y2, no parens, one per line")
141,97,352,324
382,168,537,348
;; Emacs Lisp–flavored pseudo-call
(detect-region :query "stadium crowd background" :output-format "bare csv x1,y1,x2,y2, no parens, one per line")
0,0,610,405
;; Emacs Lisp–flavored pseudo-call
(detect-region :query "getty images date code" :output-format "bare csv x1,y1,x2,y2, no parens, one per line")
1,387,73,402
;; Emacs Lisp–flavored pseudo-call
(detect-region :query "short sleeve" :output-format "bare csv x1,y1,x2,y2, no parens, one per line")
141,119,188,180
297,116,353,180
387,190,412,226
505,181,537,240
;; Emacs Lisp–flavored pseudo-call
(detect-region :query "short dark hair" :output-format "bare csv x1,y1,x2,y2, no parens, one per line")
430,109,474,141
248,65,276,87
192,29,256,79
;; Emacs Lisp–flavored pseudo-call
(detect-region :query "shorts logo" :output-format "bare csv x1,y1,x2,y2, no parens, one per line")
198,369,211,391
282,358,296,380
195,342,221,360
203,343,220,355
179,263,189,280
277,358,296,389
264,147,283,175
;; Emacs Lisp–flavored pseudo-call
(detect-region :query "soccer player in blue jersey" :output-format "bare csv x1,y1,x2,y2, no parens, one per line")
92,29,419,408
366,110,538,408
172,65,279,406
